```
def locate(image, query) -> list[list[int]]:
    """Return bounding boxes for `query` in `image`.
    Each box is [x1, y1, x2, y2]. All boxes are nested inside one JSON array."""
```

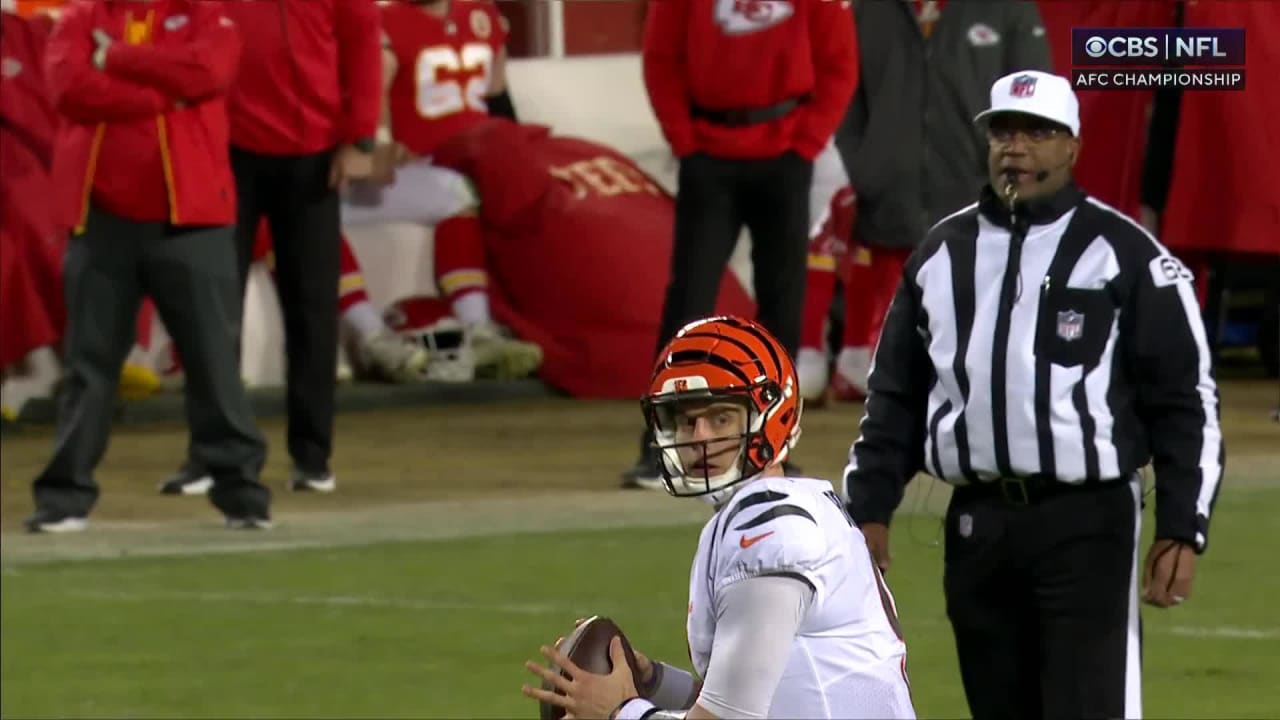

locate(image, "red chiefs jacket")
[[642, 0, 859, 161], [45, 0, 241, 230], [1161, 0, 1280, 256], [222, 0, 381, 155]]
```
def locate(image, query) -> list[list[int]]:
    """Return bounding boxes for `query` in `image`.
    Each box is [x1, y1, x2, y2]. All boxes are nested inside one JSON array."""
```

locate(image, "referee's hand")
[[1141, 538, 1197, 608], [861, 522, 892, 574]]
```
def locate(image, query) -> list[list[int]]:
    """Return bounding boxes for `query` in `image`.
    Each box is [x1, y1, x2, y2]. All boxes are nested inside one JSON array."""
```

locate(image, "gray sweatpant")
[[32, 206, 270, 521]]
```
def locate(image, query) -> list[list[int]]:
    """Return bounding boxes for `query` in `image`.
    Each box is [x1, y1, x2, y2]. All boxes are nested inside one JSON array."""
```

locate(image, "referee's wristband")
[[611, 697, 660, 720]]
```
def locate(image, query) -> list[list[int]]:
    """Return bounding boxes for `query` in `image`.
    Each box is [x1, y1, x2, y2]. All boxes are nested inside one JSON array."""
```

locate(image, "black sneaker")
[[289, 467, 336, 493], [158, 464, 213, 496], [24, 509, 88, 534]]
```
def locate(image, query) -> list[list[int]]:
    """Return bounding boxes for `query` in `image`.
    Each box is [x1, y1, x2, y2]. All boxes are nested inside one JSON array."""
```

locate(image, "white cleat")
[[467, 322, 543, 380]]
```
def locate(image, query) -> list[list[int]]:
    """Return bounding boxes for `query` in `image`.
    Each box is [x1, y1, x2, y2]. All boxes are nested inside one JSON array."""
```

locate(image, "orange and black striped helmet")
[[642, 315, 802, 498]]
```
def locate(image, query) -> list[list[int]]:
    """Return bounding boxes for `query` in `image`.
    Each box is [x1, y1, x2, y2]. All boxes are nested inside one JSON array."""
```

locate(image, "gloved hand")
[[91, 29, 112, 70]]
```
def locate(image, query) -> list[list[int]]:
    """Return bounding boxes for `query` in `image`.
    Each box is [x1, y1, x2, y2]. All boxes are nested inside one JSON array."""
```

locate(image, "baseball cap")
[[973, 71, 1080, 136]]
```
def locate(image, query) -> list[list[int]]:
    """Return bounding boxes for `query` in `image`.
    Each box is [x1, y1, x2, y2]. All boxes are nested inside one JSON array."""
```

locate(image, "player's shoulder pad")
[[716, 479, 827, 581]]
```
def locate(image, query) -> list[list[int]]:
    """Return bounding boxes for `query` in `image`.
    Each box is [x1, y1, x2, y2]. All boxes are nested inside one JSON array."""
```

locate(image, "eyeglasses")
[[987, 127, 1067, 144]]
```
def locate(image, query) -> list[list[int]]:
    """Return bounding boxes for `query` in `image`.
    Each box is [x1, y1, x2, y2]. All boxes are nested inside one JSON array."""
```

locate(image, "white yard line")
[[65, 588, 1280, 642]]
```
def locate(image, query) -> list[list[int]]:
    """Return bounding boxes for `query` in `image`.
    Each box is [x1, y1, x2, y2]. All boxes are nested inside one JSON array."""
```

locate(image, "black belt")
[[690, 95, 809, 127], [952, 475, 1120, 506]]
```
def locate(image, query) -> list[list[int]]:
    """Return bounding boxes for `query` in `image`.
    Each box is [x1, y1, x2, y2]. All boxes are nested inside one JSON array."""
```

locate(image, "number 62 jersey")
[[687, 475, 916, 718], [380, 0, 509, 158]]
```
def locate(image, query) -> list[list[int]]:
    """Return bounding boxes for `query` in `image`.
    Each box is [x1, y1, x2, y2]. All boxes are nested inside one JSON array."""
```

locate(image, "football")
[[539, 616, 644, 720]]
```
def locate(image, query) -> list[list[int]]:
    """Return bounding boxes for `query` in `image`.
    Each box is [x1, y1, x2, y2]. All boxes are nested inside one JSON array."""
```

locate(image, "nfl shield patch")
[[1057, 310, 1085, 341], [1010, 74, 1038, 98]]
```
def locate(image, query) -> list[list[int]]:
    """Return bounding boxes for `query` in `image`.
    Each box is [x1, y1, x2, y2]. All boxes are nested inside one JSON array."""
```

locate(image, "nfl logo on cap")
[[1010, 74, 1038, 98]]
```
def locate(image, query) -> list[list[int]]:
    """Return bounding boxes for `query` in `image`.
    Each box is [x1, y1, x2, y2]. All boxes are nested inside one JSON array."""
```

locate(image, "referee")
[[842, 71, 1225, 720]]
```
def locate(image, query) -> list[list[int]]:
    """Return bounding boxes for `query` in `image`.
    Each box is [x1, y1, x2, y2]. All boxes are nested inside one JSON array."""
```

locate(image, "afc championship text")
[[1071, 69, 1244, 89]]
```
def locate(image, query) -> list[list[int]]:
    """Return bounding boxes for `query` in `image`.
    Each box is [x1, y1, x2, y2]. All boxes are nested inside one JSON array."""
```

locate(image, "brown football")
[[539, 616, 644, 720]]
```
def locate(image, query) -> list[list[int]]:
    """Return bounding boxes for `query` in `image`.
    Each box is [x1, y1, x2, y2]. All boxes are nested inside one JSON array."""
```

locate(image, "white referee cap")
[[974, 70, 1080, 136]]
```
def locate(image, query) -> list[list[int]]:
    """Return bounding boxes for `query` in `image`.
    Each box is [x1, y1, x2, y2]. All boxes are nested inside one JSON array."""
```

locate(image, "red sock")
[[842, 244, 875, 349], [866, 247, 910, 350], [337, 233, 370, 313], [433, 214, 490, 323], [801, 186, 858, 350], [801, 230, 839, 350], [135, 300, 156, 351]]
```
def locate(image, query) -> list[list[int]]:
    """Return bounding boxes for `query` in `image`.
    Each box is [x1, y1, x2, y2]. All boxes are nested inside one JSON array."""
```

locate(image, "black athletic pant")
[[33, 207, 270, 520], [944, 479, 1140, 720], [229, 146, 341, 475], [654, 150, 813, 359]]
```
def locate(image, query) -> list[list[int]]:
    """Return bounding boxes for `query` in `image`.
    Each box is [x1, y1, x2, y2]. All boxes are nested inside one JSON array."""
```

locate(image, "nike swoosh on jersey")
[[739, 531, 775, 549]]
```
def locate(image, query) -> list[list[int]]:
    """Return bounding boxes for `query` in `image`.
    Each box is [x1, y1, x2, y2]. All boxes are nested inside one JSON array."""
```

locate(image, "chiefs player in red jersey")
[[340, 0, 541, 380]]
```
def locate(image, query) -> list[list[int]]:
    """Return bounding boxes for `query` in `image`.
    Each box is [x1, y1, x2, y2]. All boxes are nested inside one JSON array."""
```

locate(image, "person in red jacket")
[[24, 0, 271, 533], [168, 0, 381, 497], [0, 5, 62, 392], [624, 0, 859, 487]]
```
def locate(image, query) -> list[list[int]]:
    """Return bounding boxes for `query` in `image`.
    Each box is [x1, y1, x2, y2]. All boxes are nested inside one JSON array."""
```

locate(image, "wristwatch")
[[353, 136, 376, 153]]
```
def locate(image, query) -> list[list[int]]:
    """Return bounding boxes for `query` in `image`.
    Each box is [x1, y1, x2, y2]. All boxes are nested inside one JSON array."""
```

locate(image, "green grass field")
[[3, 485, 1277, 719]]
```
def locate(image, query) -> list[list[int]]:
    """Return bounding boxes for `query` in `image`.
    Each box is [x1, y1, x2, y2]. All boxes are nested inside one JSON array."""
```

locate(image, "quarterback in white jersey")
[[523, 316, 915, 720]]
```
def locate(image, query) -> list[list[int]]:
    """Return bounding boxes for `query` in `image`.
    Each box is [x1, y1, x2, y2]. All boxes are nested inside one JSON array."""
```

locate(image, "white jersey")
[[687, 475, 915, 719]]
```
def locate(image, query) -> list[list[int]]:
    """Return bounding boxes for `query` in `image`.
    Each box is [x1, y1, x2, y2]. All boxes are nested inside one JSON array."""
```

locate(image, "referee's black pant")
[[944, 477, 1141, 720], [229, 146, 341, 475], [653, 150, 812, 359]]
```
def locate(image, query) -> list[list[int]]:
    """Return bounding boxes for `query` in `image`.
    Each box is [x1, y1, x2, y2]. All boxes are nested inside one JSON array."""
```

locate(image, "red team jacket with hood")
[[643, 0, 859, 160], [222, 0, 381, 155], [44, 0, 241, 230]]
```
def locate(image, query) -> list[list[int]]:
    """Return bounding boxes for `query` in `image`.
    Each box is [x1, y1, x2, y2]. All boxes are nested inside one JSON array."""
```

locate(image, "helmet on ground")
[[383, 296, 475, 382], [641, 315, 802, 500]]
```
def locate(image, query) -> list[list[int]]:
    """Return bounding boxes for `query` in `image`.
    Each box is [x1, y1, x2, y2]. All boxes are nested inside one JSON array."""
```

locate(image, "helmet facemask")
[[643, 379, 795, 502]]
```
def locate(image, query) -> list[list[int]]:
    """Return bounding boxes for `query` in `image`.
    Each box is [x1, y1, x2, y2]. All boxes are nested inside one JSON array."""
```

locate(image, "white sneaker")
[[360, 331, 429, 383], [796, 348, 830, 402], [467, 323, 543, 380]]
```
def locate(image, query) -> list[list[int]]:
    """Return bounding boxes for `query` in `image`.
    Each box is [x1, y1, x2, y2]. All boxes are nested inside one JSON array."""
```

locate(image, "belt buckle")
[[999, 477, 1031, 505]]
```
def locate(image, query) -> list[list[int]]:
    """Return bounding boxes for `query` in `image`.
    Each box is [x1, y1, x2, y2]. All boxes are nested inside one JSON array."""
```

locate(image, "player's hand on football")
[[1142, 538, 1197, 608], [572, 617, 655, 687], [523, 636, 639, 720]]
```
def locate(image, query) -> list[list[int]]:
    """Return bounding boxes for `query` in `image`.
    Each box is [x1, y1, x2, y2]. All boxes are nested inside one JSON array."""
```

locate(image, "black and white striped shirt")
[[842, 182, 1224, 552]]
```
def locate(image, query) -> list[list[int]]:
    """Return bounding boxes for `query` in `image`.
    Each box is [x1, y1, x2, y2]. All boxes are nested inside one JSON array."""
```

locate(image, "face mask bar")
[[642, 390, 766, 498]]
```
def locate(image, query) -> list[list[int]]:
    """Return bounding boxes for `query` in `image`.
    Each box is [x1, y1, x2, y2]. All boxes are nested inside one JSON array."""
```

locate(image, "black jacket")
[[835, 0, 1052, 250]]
